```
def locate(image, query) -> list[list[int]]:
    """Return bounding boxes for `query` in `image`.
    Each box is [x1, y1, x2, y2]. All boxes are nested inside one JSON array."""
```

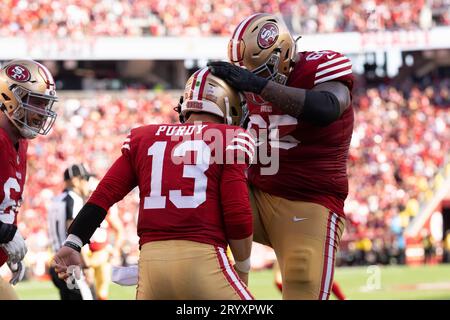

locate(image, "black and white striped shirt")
[[47, 189, 84, 252]]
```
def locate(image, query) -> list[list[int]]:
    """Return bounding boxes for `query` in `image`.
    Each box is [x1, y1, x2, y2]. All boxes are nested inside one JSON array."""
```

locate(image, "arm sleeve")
[[220, 162, 253, 240]]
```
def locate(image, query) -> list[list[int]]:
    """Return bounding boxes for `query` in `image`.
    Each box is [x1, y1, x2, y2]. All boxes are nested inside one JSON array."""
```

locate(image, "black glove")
[[207, 61, 268, 94]]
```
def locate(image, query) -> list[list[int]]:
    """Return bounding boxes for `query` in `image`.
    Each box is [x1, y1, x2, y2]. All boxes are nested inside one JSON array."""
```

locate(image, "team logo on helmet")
[[5, 64, 31, 82], [257, 22, 279, 49]]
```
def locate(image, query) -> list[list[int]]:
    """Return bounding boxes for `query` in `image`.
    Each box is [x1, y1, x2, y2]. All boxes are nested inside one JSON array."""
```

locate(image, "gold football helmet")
[[228, 13, 297, 85], [179, 67, 246, 126], [0, 59, 57, 139]]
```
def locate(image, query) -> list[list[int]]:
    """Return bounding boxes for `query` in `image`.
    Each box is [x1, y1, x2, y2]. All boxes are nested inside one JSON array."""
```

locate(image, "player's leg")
[[96, 262, 111, 300], [0, 277, 18, 300], [273, 260, 283, 292], [249, 185, 273, 247], [259, 192, 345, 299], [331, 282, 346, 300], [93, 248, 111, 300], [135, 243, 154, 300]]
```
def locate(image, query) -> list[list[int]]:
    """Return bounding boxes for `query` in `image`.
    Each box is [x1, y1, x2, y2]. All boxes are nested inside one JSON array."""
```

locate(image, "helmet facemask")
[[5, 84, 57, 139], [250, 49, 288, 85]]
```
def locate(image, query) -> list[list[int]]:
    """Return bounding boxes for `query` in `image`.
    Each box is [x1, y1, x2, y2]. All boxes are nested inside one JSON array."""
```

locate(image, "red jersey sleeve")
[[220, 127, 254, 240], [220, 161, 253, 240], [291, 50, 354, 91], [87, 131, 138, 211], [308, 50, 353, 89]]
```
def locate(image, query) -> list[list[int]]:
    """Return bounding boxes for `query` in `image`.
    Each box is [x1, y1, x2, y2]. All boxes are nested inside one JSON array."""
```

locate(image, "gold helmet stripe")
[[230, 13, 262, 66]]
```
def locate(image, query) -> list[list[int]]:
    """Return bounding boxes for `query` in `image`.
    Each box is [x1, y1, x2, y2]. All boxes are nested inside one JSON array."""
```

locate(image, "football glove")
[[207, 61, 268, 94], [1, 229, 27, 264], [8, 260, 25, 285]]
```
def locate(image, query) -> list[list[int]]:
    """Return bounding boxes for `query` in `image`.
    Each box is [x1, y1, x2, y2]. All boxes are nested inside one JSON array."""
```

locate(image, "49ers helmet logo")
[[6, 64, 31, 82], [257, 22, 279, 49]]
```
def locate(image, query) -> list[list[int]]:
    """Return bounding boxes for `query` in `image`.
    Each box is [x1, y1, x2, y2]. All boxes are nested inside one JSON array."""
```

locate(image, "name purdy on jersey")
[[149, 123, 256, 166]]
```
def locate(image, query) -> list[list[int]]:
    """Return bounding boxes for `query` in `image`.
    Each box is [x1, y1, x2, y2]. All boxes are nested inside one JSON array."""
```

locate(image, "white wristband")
[[65, 234, 83, 248], [234, 257, 251, 273]]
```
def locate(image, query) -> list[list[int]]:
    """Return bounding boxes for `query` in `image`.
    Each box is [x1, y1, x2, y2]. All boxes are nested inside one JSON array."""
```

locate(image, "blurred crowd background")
[[0, 0, 449, 281], [0, 0, 449, 37]]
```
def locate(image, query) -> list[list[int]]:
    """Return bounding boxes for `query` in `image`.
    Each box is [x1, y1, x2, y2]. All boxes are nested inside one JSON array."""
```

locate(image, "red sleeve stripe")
[[316, 61, 352, 78], [231, 138, 255, 154], [237, 132, 256, 145], [314, 69, 352, 85], [317, 56, 348, 69]]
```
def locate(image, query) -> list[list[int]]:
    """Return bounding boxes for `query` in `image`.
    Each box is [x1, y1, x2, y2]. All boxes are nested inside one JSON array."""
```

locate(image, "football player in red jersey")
[[208, 13, 354, 300], [0, 60, 58, 299], [52, 68, 256, 300]]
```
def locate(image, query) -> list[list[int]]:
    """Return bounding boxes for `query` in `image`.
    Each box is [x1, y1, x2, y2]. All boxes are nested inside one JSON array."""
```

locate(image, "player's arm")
[[220, 162, 253, 286], [221, 131, 255, 285], [208, 61, 351, 126], [259, 80, 351, 125]]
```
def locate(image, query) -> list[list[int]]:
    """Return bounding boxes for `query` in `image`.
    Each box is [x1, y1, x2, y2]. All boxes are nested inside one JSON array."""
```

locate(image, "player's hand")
[[8, 260, 25, 285], [235, 269, 249, 287], [52, 246, 83, 281], [1, 229, 27, 264], [207, 61, 268, 94]]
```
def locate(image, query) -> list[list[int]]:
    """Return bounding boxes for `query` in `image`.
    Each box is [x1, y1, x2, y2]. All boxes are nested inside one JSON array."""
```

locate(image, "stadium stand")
[[0, 0, 448, 38]]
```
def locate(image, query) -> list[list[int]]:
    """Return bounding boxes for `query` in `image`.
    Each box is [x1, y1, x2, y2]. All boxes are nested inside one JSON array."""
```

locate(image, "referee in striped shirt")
[[47, 164, 93, 300]]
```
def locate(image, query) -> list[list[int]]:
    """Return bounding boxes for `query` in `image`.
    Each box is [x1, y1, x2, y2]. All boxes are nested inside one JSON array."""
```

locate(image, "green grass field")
[[13, 264, 450, 300]]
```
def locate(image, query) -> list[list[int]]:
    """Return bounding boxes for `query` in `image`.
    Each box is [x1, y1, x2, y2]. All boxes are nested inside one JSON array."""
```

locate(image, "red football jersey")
[[247, 50, 354, 216], [0, 128, 28, 267], [88, 122, 254, 249]]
